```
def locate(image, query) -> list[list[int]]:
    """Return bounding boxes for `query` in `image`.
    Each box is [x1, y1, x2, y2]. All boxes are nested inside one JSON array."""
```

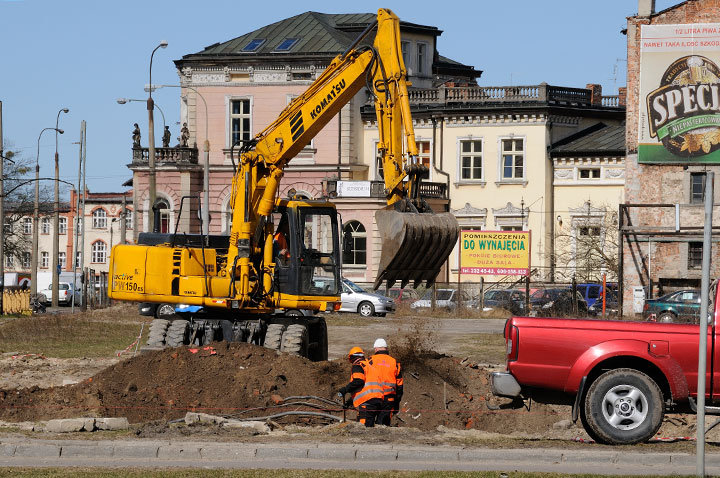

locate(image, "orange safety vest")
[[353, 358, 384, 408], [353, 353, 402, 407], [274, 232, 289, 258], [348, 358, 368, 405]]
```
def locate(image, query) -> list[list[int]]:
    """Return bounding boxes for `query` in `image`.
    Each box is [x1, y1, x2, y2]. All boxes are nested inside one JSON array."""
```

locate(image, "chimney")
[[586, 84, 603, 106], [618, 87, 627, 107], [638, 0, 655, 17]]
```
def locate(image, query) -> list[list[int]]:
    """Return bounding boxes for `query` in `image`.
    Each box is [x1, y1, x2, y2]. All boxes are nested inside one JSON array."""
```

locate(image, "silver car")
[[340, 278, 394, 317], [410, 288, 474, 310]]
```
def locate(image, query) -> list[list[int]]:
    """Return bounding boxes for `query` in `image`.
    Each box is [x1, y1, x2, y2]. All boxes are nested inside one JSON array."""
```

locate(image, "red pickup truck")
[[491, 284, 717, 445]]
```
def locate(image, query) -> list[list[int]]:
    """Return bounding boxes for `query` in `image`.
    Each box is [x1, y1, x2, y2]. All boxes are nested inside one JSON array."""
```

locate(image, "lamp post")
[[32, 127, 63, 297], [153, 84, 209, 235], [52, 108, 69, 307], [147, 40, 168, 234], [116, 98, 166, 130]]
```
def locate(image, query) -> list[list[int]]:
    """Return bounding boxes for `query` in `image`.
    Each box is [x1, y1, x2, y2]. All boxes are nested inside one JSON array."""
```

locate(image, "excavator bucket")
[[373, 208, 459, 290]]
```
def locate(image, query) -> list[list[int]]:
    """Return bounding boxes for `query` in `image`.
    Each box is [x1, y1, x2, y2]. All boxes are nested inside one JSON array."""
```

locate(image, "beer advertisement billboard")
[[639, 24, 720, 163], [459, 230, 530, 276]]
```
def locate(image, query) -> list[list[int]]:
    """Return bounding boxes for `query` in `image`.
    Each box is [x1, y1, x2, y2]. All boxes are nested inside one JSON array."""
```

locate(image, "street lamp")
[[32, 127, 63, 297], [147, 40, 168, 233], [116, 98, 166, 130], [152, 84, 209, 235], [52, 107, 69, 307]]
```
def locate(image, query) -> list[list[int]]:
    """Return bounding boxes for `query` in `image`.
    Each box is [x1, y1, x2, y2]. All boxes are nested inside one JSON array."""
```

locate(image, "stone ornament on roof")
[[451, 202, 487, 217], [492, 202, 527, 217], [569, 201, 606, 217]]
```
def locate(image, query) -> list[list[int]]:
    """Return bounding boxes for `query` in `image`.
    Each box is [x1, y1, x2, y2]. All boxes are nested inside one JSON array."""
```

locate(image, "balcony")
[[132, 146, 198, 165], [325, 180, 448, 200]]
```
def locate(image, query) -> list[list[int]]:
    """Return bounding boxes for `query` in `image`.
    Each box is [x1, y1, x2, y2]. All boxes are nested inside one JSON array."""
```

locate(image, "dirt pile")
[[0, 343, 568, 433]]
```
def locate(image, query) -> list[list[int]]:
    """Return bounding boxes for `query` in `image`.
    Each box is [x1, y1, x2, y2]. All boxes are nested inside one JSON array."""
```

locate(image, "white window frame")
[[58, 217, 67, 234], [124, 208, 133, 230], [456, 137, 484, 185], [92, 208, 108, 229], [497, 136, 527, 185], [75, 251, 82, 269], [401, 41, 411, 72], [578, 167, 601, 180], [342, 220, 367, 267], [22, 252, 30, 269], [226, 96, 253, 150], [40, 251, 49, 268], [5, 254, 13, 269], [58, 251, 66, 269], [41, 217, 50, 234], [416, 41, 429, 76], [22, 217, 31, 235], [569, 204, 607, 277], [91, 240, 107, 264]]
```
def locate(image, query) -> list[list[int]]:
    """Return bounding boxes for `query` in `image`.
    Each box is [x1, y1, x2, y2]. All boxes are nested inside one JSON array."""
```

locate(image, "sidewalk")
[[0, 437, 717, 475]]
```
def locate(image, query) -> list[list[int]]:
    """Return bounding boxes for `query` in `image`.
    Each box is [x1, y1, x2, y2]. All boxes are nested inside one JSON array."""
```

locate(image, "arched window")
[[155, 199, 170, 233], [92, 209, 107, 229], [342, 220, 366, 266], [91, 240, 107, 263]]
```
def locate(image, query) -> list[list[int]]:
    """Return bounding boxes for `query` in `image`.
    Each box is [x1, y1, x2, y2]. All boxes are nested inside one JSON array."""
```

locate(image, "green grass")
[[0, 470, 693, 478], [454, 333, 507, 364], [0, 305, 148, 358], [324, 313, 383, 327]]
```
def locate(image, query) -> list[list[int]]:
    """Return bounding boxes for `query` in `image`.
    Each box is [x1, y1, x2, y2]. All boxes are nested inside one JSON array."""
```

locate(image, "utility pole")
[[52, 108, 69, 307], [80, 123, 87, 311], [0, 100, 4, 315], [120, 194, 127, 245], [72, 121, 84, 313]]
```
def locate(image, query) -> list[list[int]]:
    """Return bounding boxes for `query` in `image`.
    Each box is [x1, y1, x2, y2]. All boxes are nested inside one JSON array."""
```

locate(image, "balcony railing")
[[397, 84, 623, 108], [132, 146, 199, 165], [326, 180, 448, 200]]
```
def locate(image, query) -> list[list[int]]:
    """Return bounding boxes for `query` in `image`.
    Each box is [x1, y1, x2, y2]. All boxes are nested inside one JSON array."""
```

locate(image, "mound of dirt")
[[0, 342, 564, 434]]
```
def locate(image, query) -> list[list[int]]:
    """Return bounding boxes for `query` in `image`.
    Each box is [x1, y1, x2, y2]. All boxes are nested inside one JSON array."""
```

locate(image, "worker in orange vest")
[[370, 338, 403, 426], [273, 217, 290, 266], [337, 347, 371, 423]]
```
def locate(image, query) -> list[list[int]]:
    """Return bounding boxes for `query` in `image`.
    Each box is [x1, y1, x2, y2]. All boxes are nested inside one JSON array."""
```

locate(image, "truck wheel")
[[583, 368, 663, 445], [308, 318, 328, 362], [165, 320, 189, 347], [281, 324, 309, 358], [263, 323, 286, 351], [156, 303, 176, 318], [146, 319, 170, 347], [358, 301, 375, 317], [658, 312, 676, 323]]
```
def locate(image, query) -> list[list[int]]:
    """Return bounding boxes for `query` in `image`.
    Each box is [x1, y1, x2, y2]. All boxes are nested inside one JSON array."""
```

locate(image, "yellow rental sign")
[[459, 230, 531, 276]]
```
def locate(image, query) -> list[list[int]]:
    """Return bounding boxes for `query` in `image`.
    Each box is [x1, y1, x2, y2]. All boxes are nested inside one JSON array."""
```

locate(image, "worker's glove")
[[337, 387, 347, 396], [343, 397, 353, 409]]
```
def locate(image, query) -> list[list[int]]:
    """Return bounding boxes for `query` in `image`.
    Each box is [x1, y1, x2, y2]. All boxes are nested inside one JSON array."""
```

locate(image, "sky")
[[0, 0, 680, 195]]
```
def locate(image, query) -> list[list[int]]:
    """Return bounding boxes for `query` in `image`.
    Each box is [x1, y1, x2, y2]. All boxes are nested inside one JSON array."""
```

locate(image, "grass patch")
[[453, 333, 507, 364], [393, 303, 512, 320], [0, 304, 148, 358], [0, 469, 691, 477], [324, 313, 383, 327]]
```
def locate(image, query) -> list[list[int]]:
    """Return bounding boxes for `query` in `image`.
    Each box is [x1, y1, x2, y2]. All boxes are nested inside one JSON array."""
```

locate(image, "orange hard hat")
[[348, 346, 364, 359]]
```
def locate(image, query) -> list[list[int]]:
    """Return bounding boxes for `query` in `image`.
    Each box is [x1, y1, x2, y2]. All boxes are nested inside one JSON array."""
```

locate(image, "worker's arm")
[[395, 363, 404, 403], [339, 362, 366, 395]]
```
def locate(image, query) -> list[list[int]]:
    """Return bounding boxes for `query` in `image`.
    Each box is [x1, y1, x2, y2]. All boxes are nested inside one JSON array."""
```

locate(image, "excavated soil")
[[0, 342, 564, 434]]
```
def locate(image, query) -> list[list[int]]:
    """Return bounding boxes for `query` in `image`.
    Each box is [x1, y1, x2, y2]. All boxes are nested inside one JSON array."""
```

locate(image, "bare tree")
[[553, 201, 619, 283]]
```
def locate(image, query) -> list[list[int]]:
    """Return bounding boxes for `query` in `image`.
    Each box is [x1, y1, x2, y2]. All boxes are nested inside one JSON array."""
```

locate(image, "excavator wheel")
[[165, 320, 189, 347], [263, 323, 286, 351], [281, 324, 309, 357], [146, 319, 170, 347], [374, 207, 459, 290]]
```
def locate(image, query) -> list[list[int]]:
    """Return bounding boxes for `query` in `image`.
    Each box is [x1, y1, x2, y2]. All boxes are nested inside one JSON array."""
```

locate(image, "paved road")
[[0, 437, 714, 475], [327, 317, 506, 360]]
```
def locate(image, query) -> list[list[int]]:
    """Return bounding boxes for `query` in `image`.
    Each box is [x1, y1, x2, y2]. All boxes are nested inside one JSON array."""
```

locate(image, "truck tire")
[[281, 324, 309, 358], [146, 319, 170, 347], [583, 368, 664, 445], [658, 312, 676, 323], [264, 323, 286, 351], [308, 318, 328, 362], [156, 303, 176, 318], [165, 320, 189, 347]]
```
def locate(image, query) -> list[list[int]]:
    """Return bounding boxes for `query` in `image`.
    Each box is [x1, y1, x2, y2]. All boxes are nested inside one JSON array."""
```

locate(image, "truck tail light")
[[507, 324, 519, 361]]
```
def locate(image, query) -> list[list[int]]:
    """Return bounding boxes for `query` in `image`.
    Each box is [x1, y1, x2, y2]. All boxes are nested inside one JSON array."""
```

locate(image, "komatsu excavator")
[[108, 9, 459, 360]]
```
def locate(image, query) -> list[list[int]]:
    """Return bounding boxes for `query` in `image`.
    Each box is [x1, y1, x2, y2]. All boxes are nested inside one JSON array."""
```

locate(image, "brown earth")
[[0, 342, 564, 435]]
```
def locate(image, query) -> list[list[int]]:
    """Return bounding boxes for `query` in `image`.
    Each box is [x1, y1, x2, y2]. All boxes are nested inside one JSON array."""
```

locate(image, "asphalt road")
[[0, 438, 715, 475]]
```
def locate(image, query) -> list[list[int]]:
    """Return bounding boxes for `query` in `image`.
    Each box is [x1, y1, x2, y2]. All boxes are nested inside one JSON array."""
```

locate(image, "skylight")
[[242, 39, 265, 52], [275, 38, 299, 52]]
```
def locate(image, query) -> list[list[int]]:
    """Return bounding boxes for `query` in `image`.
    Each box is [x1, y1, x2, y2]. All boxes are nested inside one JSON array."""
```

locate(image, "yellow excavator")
[[109, 9, 459, 360]]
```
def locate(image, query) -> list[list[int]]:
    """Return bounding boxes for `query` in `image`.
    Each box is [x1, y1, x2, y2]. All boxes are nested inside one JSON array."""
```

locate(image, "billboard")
[[639, 24, 720, 163], [459, 230, 530, 276]]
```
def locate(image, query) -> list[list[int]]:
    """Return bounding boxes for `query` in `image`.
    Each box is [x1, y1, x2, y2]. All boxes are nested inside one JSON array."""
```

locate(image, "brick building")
[[622, 0, 720, 314]]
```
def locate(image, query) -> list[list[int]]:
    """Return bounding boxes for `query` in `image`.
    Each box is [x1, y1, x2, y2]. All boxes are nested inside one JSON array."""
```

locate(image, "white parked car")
[[40, 282, 80, 306]]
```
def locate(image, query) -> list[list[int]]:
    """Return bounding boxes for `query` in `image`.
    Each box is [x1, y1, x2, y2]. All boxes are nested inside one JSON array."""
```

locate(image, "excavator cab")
[[273, 200, 341, 298]]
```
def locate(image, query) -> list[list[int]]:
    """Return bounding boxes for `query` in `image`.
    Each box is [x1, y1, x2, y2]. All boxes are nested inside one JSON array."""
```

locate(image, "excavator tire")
[[146, 319, 170, 347], [165, 320, 189, 347], [374, 208, 459, 290], [263, 323, 286, 351], [308, 318, 328, 362], [281, 324, 309, 357]]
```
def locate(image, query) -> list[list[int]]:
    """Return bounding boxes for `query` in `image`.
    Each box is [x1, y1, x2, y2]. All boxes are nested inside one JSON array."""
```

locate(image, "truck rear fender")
[[564, 339, 688, 403]]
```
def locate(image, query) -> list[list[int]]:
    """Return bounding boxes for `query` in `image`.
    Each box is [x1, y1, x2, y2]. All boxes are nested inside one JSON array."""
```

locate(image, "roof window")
[[242, 39, 265, 52], [275, 38, 299, 52]]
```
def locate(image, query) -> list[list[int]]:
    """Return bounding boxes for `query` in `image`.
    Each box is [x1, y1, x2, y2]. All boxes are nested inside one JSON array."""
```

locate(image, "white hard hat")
[[373, 338, 387, 349]]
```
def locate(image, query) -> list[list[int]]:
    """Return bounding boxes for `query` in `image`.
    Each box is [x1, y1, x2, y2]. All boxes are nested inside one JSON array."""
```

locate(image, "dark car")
[[644, 289, 700, 323], [482, 289, 526, 315], [138, 302, 177, 318], [587, 290, 619, 317], [530, 288, 588, 317]]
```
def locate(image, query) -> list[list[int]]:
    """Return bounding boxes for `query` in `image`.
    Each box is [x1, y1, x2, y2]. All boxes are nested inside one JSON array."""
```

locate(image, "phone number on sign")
[[460, 267, 528, 275]]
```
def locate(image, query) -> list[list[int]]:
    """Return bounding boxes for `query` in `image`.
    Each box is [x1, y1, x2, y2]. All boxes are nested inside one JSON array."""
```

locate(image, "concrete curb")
[[0, 438, 716, 474]]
